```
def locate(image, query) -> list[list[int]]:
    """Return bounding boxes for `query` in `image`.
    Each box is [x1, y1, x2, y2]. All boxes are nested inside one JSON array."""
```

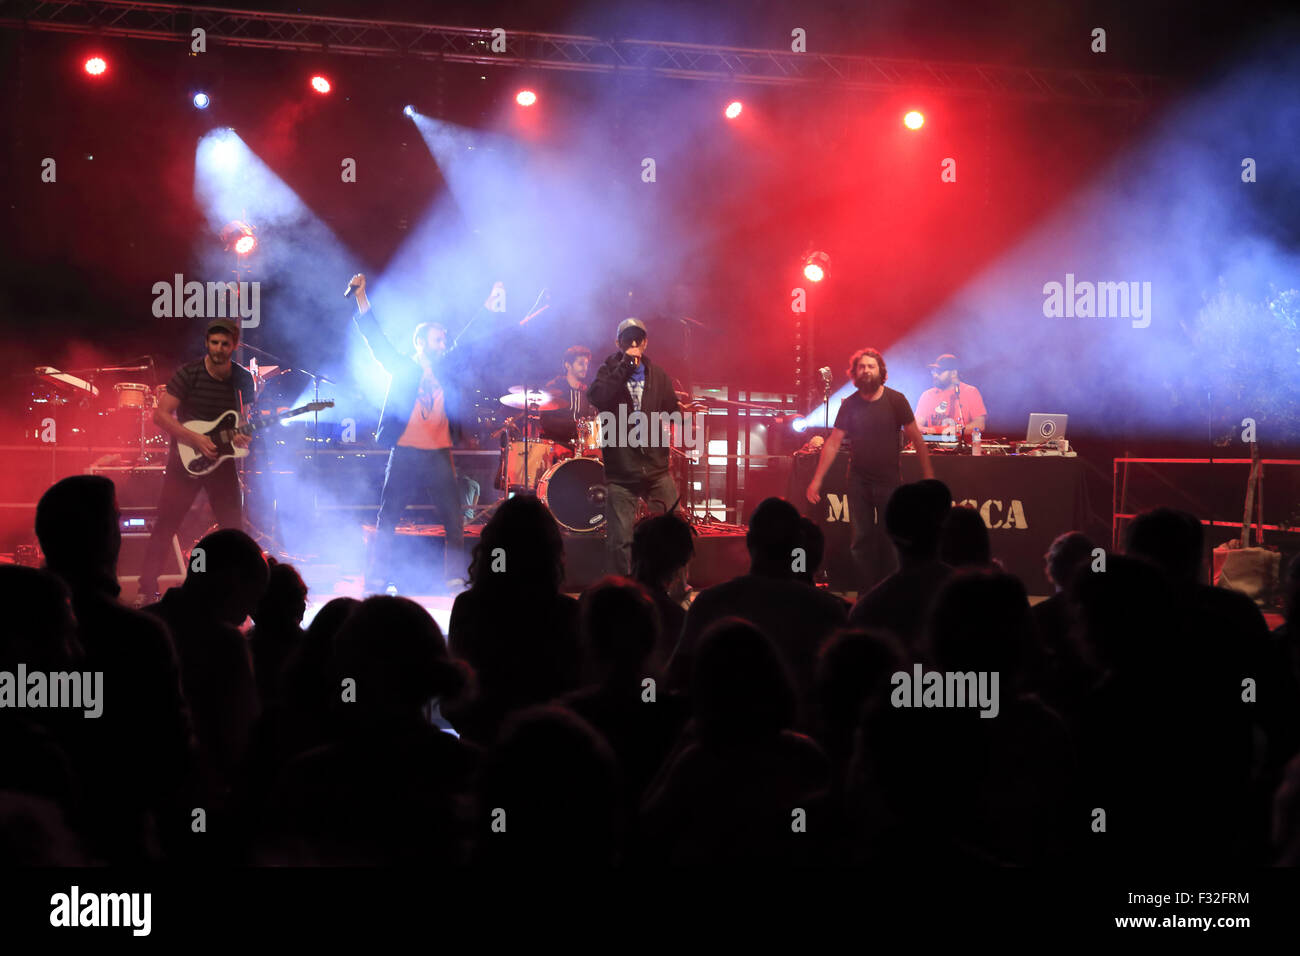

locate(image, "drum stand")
[[469, 400, 545, 527]]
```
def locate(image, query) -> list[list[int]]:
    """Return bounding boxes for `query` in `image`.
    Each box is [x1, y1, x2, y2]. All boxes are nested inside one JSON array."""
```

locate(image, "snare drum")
[[114, 382, 151, 409], [537, 457, 606, 532], [574, 416, 603, 457]]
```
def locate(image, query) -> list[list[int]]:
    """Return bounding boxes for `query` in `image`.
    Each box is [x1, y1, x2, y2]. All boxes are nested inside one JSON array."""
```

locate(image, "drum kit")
[[27, 362, 170, 457], [490, 386, 607, 532]]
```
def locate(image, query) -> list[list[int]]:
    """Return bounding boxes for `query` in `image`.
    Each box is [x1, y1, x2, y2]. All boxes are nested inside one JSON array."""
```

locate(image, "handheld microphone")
[[344, 279, 360, 299]]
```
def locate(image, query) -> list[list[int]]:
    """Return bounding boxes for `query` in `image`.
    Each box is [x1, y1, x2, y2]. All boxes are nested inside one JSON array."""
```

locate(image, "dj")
[[914, 353, 987, 438]]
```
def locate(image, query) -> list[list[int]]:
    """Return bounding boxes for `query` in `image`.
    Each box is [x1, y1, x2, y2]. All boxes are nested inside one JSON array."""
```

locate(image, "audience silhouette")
[[8, 473, 1299, 869]]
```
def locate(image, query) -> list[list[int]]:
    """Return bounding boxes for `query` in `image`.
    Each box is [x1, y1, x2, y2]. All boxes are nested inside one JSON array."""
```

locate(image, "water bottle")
[[972, 428, 982, 456]]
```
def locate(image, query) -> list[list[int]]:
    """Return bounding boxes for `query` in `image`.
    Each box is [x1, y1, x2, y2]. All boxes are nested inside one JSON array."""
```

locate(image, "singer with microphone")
[[346, 272, 467, 595], [588, 318, 681, 575], [915, 353, 986, 438]]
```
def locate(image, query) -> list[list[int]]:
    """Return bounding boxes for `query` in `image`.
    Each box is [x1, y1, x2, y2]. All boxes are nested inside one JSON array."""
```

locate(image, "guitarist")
[[137, 318, 256, 603]]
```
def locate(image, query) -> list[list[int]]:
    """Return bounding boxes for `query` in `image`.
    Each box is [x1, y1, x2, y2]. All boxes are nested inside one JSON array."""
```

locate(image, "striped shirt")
[[166, 358, 256, 431]]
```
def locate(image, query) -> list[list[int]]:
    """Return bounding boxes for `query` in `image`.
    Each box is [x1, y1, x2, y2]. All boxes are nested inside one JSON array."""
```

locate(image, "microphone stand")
[[821, 377, 832, 434], [953, 379, 965, 451], [291, 365, 335, 527]]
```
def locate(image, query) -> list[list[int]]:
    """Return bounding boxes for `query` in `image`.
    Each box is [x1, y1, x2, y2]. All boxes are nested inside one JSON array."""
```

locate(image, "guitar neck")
[[242, 403, 324, 434]]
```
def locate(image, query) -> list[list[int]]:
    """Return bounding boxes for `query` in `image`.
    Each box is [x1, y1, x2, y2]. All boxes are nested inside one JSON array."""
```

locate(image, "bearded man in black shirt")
[[806, 347, 933, 594]]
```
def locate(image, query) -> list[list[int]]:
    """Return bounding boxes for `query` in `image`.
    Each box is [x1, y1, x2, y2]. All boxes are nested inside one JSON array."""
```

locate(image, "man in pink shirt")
[[914, 353, 987, 439]]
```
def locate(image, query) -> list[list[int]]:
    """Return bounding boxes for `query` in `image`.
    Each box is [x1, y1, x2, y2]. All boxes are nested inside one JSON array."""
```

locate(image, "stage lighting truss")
[[14, 3, 1168, 105]]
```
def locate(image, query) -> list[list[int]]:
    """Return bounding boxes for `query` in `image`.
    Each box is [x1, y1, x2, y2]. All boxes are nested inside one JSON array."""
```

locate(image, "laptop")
[[1026, 413, 1068, 443]]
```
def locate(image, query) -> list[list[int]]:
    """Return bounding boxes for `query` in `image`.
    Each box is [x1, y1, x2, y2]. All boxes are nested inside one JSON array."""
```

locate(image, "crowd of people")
[[2, 472, 1300, 866]]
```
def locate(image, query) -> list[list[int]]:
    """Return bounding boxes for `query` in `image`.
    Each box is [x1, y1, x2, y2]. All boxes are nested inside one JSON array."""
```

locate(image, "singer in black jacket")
[[587, 318, 681, 575], [348, 273, 467, 593]]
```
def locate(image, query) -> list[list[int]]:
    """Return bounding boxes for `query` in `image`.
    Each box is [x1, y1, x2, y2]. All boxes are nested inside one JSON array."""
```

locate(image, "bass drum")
[[537, 457, 607, 533]]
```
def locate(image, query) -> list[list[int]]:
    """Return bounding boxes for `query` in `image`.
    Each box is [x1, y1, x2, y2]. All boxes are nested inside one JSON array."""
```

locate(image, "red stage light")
[[234, 235, 257, 256], [724, 100, 743, 119], [516, 90, 537, 107], [84, 56, 107, 76], [802, 250, 830, 283], [311, 75, 331, 94], [903, 110, 925, 130]]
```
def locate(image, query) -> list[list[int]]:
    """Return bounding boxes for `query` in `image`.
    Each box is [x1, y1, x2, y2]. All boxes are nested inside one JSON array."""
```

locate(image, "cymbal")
[[500, 389, 564, 411]]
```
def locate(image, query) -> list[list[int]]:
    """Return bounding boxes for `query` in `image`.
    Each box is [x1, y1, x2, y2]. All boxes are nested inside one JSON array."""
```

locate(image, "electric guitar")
[[177, 401, 334, 477]]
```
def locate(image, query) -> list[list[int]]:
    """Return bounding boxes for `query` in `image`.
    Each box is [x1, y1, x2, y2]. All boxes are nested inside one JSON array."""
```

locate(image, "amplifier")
[[86, 464, 166, 509]]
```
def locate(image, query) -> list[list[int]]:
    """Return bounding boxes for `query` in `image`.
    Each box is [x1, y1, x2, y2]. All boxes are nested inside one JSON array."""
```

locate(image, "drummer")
[[540, 345, 596, 445]]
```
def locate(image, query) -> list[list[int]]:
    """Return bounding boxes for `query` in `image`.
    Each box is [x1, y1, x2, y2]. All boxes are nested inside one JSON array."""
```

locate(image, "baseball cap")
[[206, 318, 240, 339], [927, 353, 958, 371], [616, 317, 647, 341]]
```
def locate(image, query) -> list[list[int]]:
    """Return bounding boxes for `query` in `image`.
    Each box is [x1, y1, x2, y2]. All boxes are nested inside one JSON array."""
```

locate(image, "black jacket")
[[587, 351, 678, 483], [352, 309, 466, 448]]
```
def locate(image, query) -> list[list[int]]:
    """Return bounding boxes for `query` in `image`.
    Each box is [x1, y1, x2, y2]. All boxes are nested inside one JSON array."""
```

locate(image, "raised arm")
[[348, 273, 407, 378]]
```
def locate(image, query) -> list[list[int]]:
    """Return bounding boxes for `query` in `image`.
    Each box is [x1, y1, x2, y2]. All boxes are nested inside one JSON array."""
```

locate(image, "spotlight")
[[515, 89, 537, 107], [403, 105, 416, 118], [724, 100, 743, 119], [221, 220, 258, 256], [802, 251, 830, 283], [193, 92, 210, 110], [903, 110, 925, 130], [210, 133, 240, 170], [792, 418, 808, 433], [310, 75, 331, 94], [83, 56, 107, 77]]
